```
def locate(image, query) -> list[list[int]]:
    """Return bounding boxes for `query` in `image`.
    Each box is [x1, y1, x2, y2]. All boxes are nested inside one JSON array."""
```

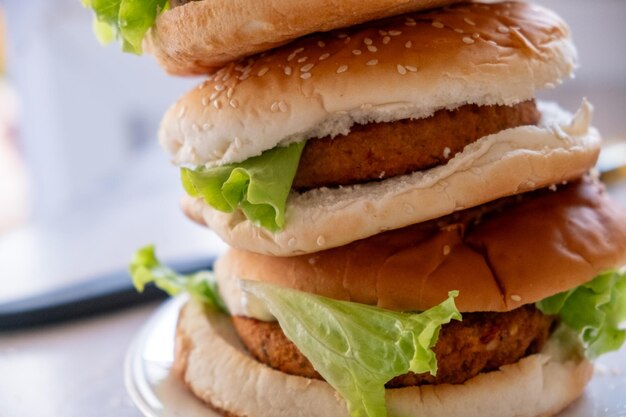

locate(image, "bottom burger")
[[132, 176, 626, 417]]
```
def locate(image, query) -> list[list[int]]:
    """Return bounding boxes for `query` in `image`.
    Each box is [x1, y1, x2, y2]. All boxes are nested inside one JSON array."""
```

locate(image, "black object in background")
[[0, 257, 214, 331]]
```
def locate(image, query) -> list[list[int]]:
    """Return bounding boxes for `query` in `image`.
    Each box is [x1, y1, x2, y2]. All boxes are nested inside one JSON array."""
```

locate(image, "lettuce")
[[536, 269, 626, 359], [129, 245, 227, 313], [181, 142, 305, 232], [243, 280, 461, 417], [82, 0, 169, 54]]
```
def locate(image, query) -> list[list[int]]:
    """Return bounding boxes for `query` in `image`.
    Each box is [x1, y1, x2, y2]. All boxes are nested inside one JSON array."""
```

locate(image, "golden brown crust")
[[148, 0, 461, 75], [232, 305, 554, 386], [215, 176, 626, 313], [294, 101, 540, 190]]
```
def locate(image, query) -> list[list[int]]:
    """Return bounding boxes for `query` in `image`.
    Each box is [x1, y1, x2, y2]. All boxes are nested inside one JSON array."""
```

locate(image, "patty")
[[232, 305, 554, 387], [293, 100, 540, 190]]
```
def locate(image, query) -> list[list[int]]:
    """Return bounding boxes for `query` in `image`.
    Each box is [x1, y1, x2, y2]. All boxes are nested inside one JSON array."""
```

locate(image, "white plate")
[[125, 297, 626, 417]]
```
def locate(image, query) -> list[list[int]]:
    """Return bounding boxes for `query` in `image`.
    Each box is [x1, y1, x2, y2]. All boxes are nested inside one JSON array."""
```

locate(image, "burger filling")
[[181, 100, 540, 231], [233, 304, 554, 386], [294, 100, 540, 190]]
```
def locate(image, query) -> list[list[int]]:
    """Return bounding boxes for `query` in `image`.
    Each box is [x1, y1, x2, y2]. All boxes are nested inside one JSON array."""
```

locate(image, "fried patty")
[[293, 101, 540, 190], [232, 305, 554, 387]]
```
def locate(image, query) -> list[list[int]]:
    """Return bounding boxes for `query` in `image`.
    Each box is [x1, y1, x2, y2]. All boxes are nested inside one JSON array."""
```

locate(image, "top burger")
[[156, 2, 599, 256]]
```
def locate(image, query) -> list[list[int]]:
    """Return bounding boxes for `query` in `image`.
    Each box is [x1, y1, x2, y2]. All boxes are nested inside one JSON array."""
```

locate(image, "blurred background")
[[0, 0, 624, 303]]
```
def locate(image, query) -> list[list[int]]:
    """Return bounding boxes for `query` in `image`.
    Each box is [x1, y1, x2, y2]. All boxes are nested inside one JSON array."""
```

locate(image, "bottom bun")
[[174, 299, 593, 417]]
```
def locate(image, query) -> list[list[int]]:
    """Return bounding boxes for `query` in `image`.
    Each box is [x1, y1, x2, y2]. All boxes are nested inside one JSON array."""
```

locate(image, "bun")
[[174, 299, 593, 417], [182, 102, 600, 256], [159, 1, 576, 167], [148, 0, 463, 75], [213, 176, 626, 314]]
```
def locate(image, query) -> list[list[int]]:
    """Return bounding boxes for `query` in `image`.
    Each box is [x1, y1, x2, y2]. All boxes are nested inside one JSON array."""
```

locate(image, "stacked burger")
[[87, 0, 626, 416]]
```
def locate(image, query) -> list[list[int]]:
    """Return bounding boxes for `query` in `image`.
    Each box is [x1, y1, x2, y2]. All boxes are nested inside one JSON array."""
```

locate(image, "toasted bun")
[[214, 176, 626, 314], [182, 102, 601, 256], [175, 299, 593, 417], [148, 0, 463, 75], [159, 2, 576, 167]]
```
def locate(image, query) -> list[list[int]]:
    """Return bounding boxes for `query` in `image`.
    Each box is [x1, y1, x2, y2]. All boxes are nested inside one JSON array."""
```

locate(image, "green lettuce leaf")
[[181, 142, 305, 232], [536, 269, 626, 359], [243, 280, 461, 417], [129, 245, 227, 313], [82, 0, 169, 54]]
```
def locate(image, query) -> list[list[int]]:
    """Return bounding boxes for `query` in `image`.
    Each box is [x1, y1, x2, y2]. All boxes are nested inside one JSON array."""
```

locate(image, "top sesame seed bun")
[[159, 1, 577, 168], [146, 0, 462, 75]]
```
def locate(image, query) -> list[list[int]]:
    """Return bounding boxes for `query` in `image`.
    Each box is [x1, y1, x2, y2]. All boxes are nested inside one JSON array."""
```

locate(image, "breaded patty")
[[293, 101, 540, 190], [232, 305, 554, 387]]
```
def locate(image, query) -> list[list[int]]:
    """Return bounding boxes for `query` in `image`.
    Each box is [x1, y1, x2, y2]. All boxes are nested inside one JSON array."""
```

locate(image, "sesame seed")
[[257, 67, 269, 76], [214, 84, 225, 91], [367, 45, 378, 52], [378, 29, 388, 36], [463, 37, 475, 44], [443, 245, 451, 255], [229, 99, 239, 109], [301, 63, 314, 72], [498, 26, 510, 33], [319, 53, 330, 61], [366, 59, 378, 66], [352, 49, 362, 55], [549, 184, 558, 192], [222, 73, 231, 82], [397, 64, 407, 75], [405, 17, 416, 26], [510, 294, 522, 302], [337, 65, 348, 74], [226, 88, 233, 98], [464, 17, 476, 26], [278, 101, 288, 112], [297, 56, 308, 63], [405, 65, 417, 72], [284, 66, 292, 75], [318, 41, 326, 47], [316, 235, 326, 246], [294, 47, 304, 54], [405, 41, 412, 48], [202, 123, 210, 131], [383, 36, 391, 44], [213, 100, 221, 109], [238, 73, 250, 81], [487, 40, 498, 46], [270, 102, 279, 112], [287, 52, 297, 61], [472, 32, 480, 39], [288, 237, 297, 247], [202, 97, 210, 106], [454, 28, 464, 33], [364, 38, 373, 45], [234, 136, 242, 148], [443, 147, 451, 158], [338, 33, 348, 38], [389, 30, 402, 36], [300, 72, 312, 80], [432, 21, 445, 29]]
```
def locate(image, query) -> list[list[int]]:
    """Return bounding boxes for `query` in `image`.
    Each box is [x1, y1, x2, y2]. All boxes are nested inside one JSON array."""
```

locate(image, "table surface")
[[1, 178, 625, 417]]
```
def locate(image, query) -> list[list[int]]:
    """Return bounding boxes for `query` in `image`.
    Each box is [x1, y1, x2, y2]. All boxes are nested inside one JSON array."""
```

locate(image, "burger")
[[83, 1, 626, 417]]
